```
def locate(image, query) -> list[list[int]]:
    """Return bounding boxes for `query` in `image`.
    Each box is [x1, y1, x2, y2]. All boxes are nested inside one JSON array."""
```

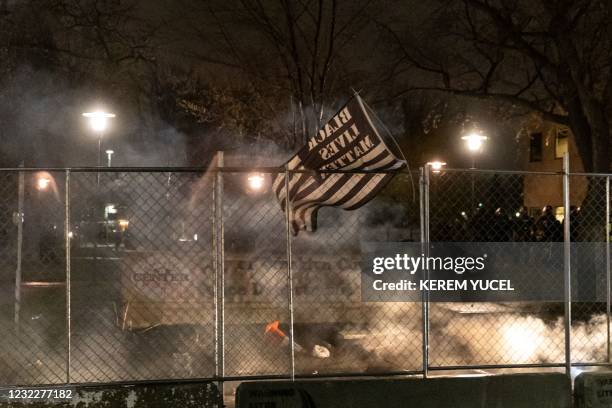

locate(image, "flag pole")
[[284, 165, 296, 380], [358, 95, 415, 204]]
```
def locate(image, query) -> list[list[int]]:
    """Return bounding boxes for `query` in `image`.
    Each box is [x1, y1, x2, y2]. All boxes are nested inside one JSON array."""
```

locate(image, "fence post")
[[213, 152, 225, 388], [606, 176, 611, 363], [562, 152, 571, 378], [14, 166, 24, 328], [65, 170, 71, 383], [419, 167, 430, 378], [284, 166, 296, 380]]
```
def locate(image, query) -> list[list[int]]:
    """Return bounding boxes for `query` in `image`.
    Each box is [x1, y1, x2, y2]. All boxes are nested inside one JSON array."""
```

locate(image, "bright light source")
[[105, 204, 117, 215], [118, 219, 129, 231], [515, 212, 521, 218], [426, 161, 447, 173], [83, 111, 115, 133], [68, 231, 74, 239], [36, 176, 51, 191], [461, 132, 488, 152], [247, 173, 265, 191], [502, 320, 542, 361], [105, 149, 114, 167]]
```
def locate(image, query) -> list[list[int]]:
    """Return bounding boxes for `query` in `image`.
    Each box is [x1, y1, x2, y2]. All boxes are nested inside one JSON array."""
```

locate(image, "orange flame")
[[265, 320, 287, 339]]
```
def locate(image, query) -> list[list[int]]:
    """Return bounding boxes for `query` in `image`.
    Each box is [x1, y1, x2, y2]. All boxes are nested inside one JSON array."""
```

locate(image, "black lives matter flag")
[[274, 95, 406, 234]]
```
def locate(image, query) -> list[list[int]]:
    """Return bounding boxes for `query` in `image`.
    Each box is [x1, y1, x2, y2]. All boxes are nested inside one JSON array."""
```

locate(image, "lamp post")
[[426, 161, 446, 212], [105, 150, 114, 167], [461, 131, 487, 213], [82, 111, 115, 185]]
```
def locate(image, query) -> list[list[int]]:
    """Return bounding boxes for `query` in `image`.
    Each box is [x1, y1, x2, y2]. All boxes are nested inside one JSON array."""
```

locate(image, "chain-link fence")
[[0, 163, 610, 386]]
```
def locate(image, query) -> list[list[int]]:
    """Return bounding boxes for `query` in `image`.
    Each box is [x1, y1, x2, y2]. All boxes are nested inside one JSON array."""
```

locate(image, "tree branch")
[[392, 86, 569, 125]]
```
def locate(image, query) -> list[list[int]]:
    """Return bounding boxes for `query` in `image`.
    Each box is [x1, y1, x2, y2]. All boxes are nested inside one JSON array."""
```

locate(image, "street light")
[[83, 110, 115, 185], [247, 173, 265, 192], [36, 175, 51, 191], [461, 132, 488, 168], [105, 150, 114, 167], [82, 111, 115, 133], [426, 161, 447, 174], [462, 132, 487, 152], [461, 131, 488, 212]]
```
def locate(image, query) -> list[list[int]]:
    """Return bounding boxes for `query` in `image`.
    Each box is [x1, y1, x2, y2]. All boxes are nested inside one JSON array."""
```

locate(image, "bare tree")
[[380, 0, 611, 173], [0, 0, 169, 165], [172, 0, 385, 147]]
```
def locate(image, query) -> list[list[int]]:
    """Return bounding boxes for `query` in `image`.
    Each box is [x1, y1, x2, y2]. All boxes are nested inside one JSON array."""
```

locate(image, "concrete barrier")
[[0, 381, 221, 408], [236, 374, 570, 408], [574, 371, 612, 408]]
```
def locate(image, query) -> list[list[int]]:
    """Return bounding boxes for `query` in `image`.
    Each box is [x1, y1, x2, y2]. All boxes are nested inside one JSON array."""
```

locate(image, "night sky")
[[0, 0, 609, 172]]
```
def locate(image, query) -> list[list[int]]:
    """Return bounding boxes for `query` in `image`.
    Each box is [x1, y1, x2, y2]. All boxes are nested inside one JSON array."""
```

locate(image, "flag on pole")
[[274, 95, 406, 234]]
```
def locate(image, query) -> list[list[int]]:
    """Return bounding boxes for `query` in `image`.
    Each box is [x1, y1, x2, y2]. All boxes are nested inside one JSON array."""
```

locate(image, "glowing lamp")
[[426, 161, 447, 174], [461, 133, 488, 152], [36, 176, 51, 191], [247, 173, 265, 191], [82, 111, 115, 132]]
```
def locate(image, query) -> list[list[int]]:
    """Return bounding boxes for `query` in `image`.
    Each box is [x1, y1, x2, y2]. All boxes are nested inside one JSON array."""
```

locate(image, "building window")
[[529, 133, 543, 162], [555, 128, 570, 158]]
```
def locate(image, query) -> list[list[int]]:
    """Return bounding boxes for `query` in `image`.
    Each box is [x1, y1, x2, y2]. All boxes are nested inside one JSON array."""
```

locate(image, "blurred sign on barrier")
[[120, 251, 213, 328]]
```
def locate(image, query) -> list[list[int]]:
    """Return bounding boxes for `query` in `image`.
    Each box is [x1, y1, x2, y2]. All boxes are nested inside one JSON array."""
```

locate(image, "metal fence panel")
[[569, 175, 610, 364], [69, 171, 215, 382], [221, 171, 290, 377], [0, 167, 610, 385], [0, 171, 67, 385], [427, 170, 566, 367], [291, 171, 423, 375]]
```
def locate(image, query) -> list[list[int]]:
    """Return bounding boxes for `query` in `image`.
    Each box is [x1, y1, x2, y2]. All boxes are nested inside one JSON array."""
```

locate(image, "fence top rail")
[[439, 167, 562, 176], [569, 171, 612, 177], [0, 166, 409, 174], [0, 166, 606, 176]]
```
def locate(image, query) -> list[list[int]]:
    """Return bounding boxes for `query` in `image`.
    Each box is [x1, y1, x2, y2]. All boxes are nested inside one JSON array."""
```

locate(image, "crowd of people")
[[433, 205, 581, 242]]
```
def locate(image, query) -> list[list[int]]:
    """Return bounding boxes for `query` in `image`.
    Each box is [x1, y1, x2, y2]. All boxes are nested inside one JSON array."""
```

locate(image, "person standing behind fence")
[[513, 206, 534, 241], [534, 205, 562, 242], [564, 206, 581, 242], [491, 207, 512, 241]]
